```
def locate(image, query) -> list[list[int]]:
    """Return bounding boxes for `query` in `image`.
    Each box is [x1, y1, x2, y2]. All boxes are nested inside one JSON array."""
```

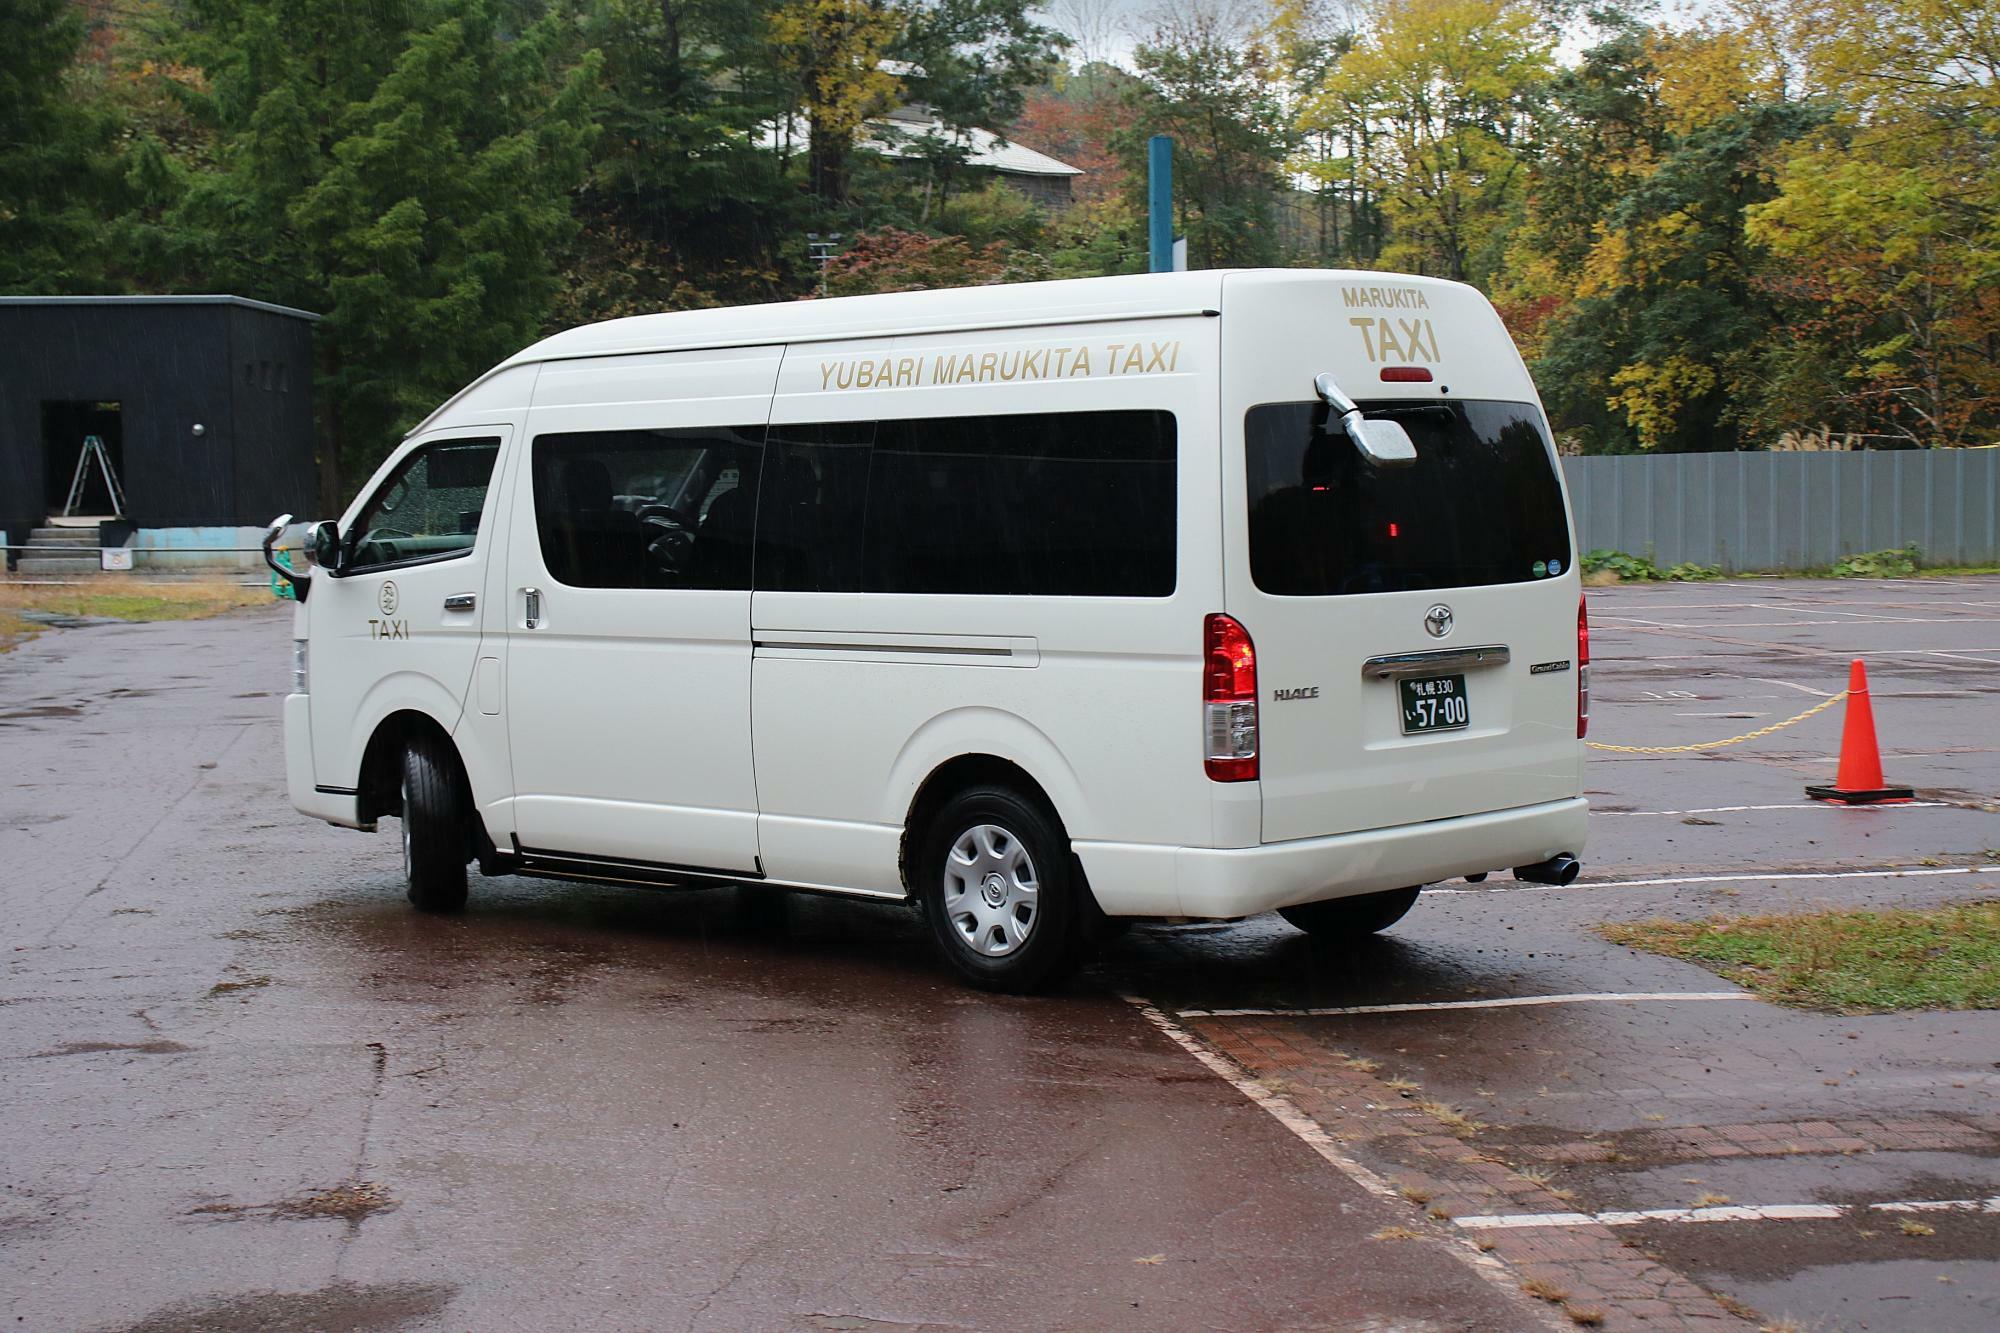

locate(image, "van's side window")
[[531, 427, 765, 589], [347, 438, 501, 573], [756, 410, 1176, 597], [755, 422, 875, 593]]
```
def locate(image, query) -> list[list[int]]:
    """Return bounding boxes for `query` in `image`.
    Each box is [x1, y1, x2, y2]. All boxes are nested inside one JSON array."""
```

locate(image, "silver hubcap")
[[943, 824, 1038, 957], [400, 771, 413, 880]]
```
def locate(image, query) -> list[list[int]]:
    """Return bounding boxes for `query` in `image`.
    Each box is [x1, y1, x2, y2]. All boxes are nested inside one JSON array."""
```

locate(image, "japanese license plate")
[[1399, 673, 1469, 734]]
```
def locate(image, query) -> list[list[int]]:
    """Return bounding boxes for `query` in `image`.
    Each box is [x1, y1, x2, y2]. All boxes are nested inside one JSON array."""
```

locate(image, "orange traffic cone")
[[1806, 659, 1914, 804]]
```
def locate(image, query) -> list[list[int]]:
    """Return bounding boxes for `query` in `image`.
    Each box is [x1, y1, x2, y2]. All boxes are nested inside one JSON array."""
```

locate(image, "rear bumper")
[[1076, 796, 1588, 919], [285, 693, 366, 829]]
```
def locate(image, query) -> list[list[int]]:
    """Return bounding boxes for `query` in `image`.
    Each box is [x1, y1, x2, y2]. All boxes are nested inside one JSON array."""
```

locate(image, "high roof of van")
[[500, 269, 1476, 369], [410, 269, 1486, 439]]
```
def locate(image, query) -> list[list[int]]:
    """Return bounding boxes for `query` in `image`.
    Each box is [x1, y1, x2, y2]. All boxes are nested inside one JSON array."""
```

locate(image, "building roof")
[[864, 114, 1083, 178], [757, 112, 1083, 179], [0, 294, 322, 322]]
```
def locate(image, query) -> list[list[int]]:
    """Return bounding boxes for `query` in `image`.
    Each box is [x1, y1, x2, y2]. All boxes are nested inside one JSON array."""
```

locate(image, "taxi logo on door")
[[371, 580, 409, 640]]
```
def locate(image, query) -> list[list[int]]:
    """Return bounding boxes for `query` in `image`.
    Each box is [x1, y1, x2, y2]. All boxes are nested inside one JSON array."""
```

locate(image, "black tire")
[[1278, 886, 1422, 938], [914, 785, 1091, 993], [401, 733, 469, 913]]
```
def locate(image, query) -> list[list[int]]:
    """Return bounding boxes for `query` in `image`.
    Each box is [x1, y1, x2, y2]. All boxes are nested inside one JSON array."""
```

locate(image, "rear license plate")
[[1399, 674, 1469, 734]]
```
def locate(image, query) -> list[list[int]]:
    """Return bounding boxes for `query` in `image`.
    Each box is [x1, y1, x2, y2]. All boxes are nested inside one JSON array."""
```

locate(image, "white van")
[[272, 270, 1588, 991]]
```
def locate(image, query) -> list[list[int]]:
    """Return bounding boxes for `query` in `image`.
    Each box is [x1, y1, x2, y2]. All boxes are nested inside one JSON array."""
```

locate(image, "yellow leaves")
[[1609, 356, 1719, 448], [767, 0, 901, 139], [1574, 225, 1630, 300], [1298, 0, 1551, 280], [1645, 26, 1781, 135]]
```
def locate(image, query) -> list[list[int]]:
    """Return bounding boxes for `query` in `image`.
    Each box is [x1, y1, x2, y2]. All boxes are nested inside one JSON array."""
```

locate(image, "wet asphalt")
[[2, 577, 1997, 1331]]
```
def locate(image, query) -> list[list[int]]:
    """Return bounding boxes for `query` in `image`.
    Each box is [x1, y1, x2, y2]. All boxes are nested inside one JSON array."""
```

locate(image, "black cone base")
[[1805, 783, 1915, 805]]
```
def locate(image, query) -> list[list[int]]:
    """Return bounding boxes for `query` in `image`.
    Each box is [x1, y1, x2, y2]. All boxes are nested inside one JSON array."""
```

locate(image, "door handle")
[[523, 587, 542, 629], [444, 593, 477, 612]]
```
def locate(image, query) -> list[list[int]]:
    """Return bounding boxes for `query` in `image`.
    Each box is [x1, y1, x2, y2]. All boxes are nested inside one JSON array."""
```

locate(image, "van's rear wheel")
[[917, 786, 1088, 993], [1279, 886, 1422, 938], [401, 734, 469, 913]]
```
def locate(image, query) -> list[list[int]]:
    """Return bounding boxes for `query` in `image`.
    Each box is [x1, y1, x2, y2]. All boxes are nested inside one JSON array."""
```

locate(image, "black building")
[[0, 295, 319, 545]]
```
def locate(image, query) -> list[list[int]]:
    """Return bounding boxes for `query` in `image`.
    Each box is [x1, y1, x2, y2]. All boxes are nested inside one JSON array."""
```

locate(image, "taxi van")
[[270, 270, 1589, 992]]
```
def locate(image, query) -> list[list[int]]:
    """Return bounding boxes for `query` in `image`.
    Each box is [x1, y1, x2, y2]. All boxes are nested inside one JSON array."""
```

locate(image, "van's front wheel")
[[401, 734, 469, 913], [917, 787, 1087, 993], [1279, 886, 1421, 938]]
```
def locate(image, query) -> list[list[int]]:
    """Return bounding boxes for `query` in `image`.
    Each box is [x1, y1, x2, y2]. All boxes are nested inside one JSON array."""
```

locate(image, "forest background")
[[4, 0, 1996, 505]]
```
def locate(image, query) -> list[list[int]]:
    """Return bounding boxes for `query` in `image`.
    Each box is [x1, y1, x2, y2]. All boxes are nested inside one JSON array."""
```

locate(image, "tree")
[[566, 0, 804, 321], [1740, 0, 2000, 445], [160, 0, 601, 503], [769, 0, 903, 205], [818, 225, 1008, 293], [0, 0, 126, 292], [1123, 4, 1292, 269], [1012, 62, 1140, 205], [1534, 99, 1826, 451], [1301, 0, 1551, 284]]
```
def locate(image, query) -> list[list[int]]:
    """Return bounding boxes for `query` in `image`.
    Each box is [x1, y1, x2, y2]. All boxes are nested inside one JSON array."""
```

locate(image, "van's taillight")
[[1577, 595, 1591, 738], [1380, 367, 1433, 382], [1204, 613, 1258, 781]]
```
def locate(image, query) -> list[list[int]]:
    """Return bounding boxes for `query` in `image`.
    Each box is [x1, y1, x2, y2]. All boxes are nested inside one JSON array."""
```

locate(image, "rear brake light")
[[1380, 367, 1433, 382], [1204, 613, 1258, 781], [1577, 595, 1590, 738]]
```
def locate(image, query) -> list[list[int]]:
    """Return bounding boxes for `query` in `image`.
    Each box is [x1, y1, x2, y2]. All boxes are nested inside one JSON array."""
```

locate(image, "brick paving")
[[1190, 1014, 1769, 1330], [1498, 1115, 2000, 1166]]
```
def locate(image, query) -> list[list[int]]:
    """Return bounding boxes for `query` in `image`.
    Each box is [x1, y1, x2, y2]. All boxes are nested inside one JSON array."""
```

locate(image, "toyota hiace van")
[[273, 270, 1588, 991]]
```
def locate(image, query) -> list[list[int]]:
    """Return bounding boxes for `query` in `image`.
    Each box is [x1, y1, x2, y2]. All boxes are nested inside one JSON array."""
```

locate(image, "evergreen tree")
[[1123, 8, 1292, 269], [0, 0, 126, 292], [164, 0, 601, 503]]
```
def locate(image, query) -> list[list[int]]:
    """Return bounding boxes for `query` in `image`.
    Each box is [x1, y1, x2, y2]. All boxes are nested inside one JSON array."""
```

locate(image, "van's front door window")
[[347, 439, 501, 573]]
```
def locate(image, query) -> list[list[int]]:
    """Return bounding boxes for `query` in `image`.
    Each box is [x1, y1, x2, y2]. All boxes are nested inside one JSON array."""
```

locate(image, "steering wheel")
[[643, 513, 695, 574]]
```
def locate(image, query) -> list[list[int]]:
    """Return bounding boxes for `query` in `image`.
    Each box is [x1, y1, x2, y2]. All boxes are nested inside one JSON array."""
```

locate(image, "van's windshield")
[[1245, 399, 1570, 596]]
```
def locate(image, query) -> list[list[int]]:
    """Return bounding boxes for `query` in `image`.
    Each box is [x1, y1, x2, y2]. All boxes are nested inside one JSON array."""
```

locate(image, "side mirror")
[[309, 520, 345, 575], [262, 513, 310, 602], [1314, 372, 1418, 468]]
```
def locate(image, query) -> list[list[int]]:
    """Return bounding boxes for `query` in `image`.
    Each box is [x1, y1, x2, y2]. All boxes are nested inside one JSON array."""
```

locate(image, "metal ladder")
[[61, 434, 127, 518]]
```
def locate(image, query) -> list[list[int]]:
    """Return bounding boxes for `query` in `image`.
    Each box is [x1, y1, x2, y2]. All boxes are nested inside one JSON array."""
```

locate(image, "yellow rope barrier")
[[1586, 691, 1849, 754]]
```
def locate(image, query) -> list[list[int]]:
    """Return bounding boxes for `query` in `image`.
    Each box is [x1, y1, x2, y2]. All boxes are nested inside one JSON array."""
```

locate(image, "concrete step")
[[27, 529, 101, 545], [13, 555, 104, 573]]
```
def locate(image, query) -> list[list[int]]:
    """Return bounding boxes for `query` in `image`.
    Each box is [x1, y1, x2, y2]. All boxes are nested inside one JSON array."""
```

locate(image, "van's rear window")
[[1245, 399, 1570, 596]]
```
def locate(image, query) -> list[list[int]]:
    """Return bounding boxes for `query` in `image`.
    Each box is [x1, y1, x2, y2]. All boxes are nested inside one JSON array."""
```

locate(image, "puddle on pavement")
[[32, 1039, 194, 1057], [111, 1279, 456, 1333], [0, 703, 86, 722]]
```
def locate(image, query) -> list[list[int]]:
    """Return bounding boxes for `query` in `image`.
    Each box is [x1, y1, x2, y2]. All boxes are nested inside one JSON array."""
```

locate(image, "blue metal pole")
[[1148, 135, 1173, 273]]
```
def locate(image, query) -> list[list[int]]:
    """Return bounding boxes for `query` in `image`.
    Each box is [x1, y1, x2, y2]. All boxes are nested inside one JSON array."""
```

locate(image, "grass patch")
[[0, 576, 271, 627], [0, 609, 37, 653], [1601, 900, 2000, 1012]]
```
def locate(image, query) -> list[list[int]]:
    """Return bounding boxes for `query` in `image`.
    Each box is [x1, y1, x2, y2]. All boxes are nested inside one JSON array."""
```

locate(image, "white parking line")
[[1596, 801, 1954, 816], [1175, 992, 1751, 1019], [1752, 677, 1836, 697], [1425, 864, 2000, 895], [1117, 995, 1537, 1304], [1455, 1196, 2000, 1231]]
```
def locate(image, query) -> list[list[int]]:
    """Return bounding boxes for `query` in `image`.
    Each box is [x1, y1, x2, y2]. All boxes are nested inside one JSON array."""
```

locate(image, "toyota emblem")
[[1423, 604, 1453, 638]]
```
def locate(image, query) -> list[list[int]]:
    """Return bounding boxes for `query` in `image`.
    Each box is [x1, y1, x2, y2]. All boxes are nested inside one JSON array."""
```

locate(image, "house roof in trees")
[[0, 294, 322, 322], [757, 112, 1083, 179], [863, 113, 1083, 178]]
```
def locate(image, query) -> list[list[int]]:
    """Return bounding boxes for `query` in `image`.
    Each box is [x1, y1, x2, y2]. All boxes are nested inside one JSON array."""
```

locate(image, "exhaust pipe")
[[1513, 853, 1581, 886]]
